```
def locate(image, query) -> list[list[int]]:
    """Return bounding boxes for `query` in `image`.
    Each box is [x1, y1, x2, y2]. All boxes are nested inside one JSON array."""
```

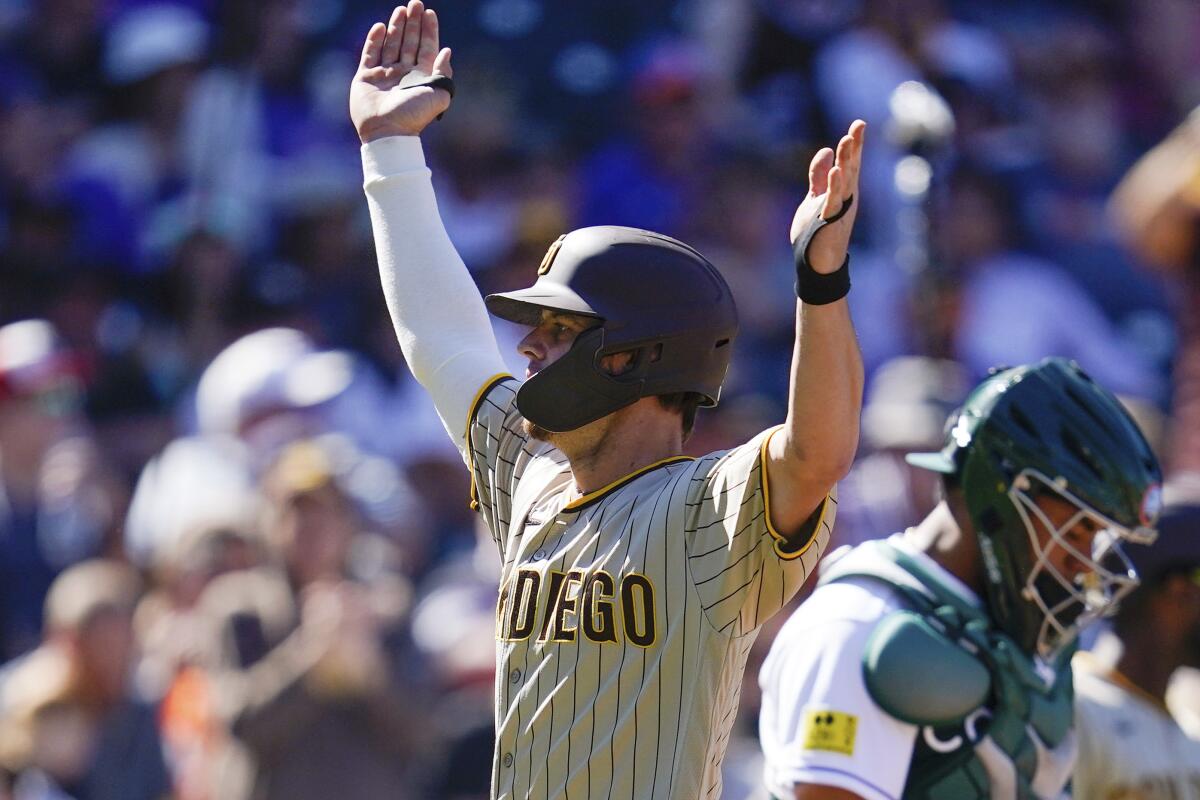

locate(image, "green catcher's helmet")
[[907, 358, 1163, 658]]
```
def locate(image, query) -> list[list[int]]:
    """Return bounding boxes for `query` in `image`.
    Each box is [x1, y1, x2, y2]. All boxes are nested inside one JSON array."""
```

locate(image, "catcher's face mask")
[[1011, 469, 1148, 657]]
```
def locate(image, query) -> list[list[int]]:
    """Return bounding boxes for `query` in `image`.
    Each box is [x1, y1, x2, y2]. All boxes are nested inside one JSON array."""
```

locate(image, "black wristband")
[[793, 195, 853, 305]]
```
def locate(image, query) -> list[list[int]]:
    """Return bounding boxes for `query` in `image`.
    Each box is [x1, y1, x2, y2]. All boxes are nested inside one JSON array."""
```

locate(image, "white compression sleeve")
[[362, 135, 510, 449]]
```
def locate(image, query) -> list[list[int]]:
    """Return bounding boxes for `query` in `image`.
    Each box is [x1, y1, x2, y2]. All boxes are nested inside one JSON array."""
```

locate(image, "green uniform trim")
[[817, 540, 1076, 800]]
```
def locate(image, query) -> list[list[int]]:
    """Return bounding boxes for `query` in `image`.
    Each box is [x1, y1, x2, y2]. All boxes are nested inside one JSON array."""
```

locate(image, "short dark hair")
[[657, 392, 705, 442]]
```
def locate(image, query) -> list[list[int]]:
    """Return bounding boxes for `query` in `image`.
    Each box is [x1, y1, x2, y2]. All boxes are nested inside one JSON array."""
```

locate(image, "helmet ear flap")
[[600, 343, 657, 379], [516, 328, 645, 432]]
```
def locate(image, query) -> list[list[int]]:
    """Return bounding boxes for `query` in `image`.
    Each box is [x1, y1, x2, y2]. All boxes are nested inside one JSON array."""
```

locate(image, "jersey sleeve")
[[683, 426, 836, 635], [758, 581, 918, 800], [464, 375, 540, 559]]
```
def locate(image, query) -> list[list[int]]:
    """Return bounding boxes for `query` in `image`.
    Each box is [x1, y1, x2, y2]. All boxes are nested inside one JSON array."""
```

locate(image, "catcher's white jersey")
[[466, 376, 834, 800], [1073, 653, 1200, 800]]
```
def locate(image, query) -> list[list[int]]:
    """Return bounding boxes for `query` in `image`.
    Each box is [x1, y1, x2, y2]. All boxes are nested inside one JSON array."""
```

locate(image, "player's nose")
[[518, 329, 545, 359]]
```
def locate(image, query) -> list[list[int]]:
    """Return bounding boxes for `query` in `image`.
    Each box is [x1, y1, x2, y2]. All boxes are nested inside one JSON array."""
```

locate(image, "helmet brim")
[[485, 285, 602, 326], [905, 450, 957, 474]]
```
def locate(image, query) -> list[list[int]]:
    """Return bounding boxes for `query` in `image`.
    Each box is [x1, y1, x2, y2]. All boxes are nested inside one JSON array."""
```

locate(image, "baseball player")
[[758, 358, 1163, 800], [349, 2, 864, 797], [1072, 499, 1200, 799]]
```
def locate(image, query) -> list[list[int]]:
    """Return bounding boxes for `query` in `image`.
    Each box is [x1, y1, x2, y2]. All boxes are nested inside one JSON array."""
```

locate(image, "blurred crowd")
[[1, 0, 1199, 798]]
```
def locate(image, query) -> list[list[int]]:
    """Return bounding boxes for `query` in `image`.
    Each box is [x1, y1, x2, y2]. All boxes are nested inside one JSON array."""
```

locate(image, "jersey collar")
[[562, 456, 694, 512]]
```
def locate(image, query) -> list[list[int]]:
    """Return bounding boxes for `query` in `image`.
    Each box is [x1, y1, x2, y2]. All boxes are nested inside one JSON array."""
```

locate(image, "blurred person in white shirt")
[[1073, 494, 1200, 799]]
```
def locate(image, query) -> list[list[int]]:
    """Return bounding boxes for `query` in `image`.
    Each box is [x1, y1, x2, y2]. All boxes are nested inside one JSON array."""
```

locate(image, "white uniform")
[[1073, 653, 1200, 800], [757, 535, 970, 800], [469, 376, 834, 800], [759, 535, 1080, 800]]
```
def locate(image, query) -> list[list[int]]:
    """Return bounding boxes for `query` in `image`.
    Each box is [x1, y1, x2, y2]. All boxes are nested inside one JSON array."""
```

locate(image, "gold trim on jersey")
[[465, 372, 515, 511], [760, 425, 832, 561], [561, 455, 695, 511]]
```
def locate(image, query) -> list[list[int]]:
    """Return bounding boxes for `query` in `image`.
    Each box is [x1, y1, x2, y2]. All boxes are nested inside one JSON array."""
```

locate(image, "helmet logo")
[[538, 235, 566, 276], [1140, 483, 1163, 527]]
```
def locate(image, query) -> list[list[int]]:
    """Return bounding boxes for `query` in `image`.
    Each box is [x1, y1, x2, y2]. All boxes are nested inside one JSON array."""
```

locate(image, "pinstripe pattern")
[[468, 378, 835, 799]]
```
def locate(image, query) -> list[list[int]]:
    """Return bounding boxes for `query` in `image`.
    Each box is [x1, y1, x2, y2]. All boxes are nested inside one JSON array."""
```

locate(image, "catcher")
[[758, 359, 1162, 799]]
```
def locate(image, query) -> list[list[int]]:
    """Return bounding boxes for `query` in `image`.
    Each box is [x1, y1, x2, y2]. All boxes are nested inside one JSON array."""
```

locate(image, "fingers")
[[380, 5, 406, 66], [849, 118, 867, 143], [360, 21, 386, 70], [808, 147, 834, 197], [837, 119, 866, 193], [416, 8, 440, 73], [822, 166, 843, 219], [400, 0, 425, 67], [834, 135, 854, 194], [432, 47, 453, 78]]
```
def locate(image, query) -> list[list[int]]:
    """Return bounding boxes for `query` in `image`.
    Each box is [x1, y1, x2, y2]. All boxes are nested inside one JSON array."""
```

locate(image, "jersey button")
[[503, 752, 514, 767], [509, 668, 522, 683]]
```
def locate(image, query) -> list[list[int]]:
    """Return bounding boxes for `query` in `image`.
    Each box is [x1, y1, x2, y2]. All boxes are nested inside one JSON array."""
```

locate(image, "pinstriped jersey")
[[1073, 653, 1200, 800], [466, 376, 836, 800]]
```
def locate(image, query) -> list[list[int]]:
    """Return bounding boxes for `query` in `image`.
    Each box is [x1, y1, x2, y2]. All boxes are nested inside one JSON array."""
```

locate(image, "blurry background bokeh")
[[1, 0, 1199, 798]]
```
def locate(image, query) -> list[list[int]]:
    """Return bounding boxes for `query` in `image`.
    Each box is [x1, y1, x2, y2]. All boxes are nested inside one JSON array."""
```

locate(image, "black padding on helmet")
[[485, 226, 739, 432]]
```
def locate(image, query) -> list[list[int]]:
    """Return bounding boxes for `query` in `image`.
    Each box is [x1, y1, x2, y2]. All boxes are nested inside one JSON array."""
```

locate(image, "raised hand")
[[790, 120, 866, 274], [350, 1, 454, 143]]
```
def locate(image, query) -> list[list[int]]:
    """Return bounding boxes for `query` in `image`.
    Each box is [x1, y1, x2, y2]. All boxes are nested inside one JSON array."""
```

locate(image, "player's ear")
[[599, 350, 638, 377]]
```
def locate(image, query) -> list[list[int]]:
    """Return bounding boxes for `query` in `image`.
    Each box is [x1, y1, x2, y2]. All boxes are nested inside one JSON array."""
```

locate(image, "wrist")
[[361, 134, 427, 181], [793, 195, 854, 304], [794, 254, 851, 305], [357, 120, 423, 144]]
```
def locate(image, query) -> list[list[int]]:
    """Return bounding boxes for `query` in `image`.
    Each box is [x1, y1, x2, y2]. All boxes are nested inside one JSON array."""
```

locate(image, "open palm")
[[350, 0, 453, 143], [790, 120, 866, 274]]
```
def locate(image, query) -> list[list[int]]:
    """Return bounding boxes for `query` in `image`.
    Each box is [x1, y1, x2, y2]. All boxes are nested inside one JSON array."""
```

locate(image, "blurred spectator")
[[0, 559, 171, 800], [1013, 13, 1172, 323], [409, 519, 499, 800], [812, 0, 1013, 251], [179, 0, 356, 258], [833, 356, 968, 548], [138, 522, 265, 681], [1111, 105, 1200, 480], [578, 40, 717, 240], [938, 166, 1163, 400], [0, 320, 112, 661], [425, 60, 527, 275], [135, 519, 266, 800], [193, 437, 424, 800], [0, 94, 92, 322], [690, 155, 798, 403], [0, 0, 107, 102], [64, 3, 210, 271], [1073, 495, 1200, 795], [125, 327, 354, 569]]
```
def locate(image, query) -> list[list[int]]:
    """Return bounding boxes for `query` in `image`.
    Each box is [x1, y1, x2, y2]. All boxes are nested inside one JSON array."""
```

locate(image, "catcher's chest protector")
[[818, 541, 1076, 800]]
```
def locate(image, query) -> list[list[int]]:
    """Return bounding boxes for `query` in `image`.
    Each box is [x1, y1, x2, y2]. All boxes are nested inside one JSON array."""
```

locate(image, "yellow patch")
[[802, 709, 857, 755], [537, 235, 566, 275]]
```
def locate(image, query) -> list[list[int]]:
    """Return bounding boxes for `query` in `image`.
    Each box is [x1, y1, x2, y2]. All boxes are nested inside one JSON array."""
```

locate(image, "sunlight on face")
[[517, 310, 596, 380]]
